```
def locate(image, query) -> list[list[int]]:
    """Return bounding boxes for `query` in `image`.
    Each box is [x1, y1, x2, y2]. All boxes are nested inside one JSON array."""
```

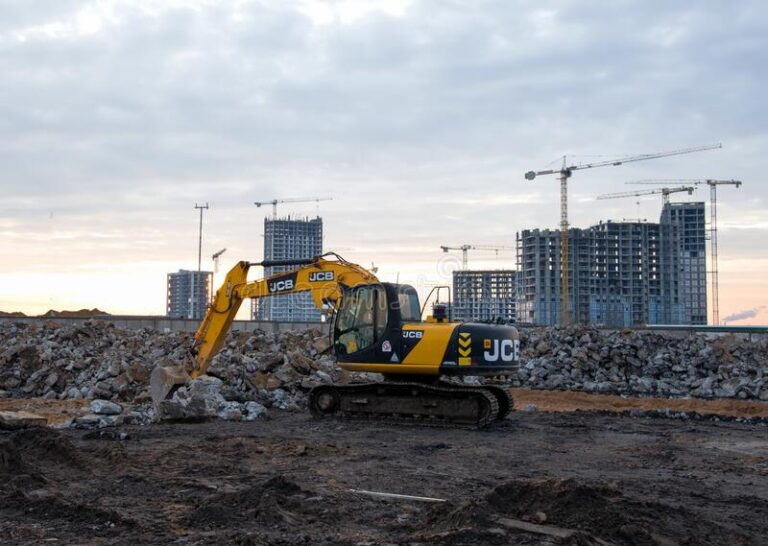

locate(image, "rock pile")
[[0, 320, 766, 428], [515, 326, 768, 400], [0, 320, 352, 425]]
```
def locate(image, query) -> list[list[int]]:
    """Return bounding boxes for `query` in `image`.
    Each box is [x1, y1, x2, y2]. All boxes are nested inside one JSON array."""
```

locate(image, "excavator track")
[[308, 382, 505, 428], [470, 383, 514, 420]]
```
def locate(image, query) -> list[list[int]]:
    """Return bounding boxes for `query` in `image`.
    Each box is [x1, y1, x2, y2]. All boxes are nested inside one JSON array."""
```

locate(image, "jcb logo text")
[[309, 271, 334, 282], [269, 280, 294, 293], [483, 339, 519, 362]]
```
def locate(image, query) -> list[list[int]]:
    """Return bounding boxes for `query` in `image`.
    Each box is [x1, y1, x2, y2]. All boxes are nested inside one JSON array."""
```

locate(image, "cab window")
[[396, 286, 422, 322], [336, 285, 388, 355]]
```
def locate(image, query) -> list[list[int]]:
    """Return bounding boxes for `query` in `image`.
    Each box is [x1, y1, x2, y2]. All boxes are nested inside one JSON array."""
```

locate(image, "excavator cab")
[[333, 283, 421, 358]]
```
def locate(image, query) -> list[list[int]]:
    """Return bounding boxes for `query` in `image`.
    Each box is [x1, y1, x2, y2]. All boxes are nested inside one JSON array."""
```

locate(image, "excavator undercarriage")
[[309, 381, 513, 428]]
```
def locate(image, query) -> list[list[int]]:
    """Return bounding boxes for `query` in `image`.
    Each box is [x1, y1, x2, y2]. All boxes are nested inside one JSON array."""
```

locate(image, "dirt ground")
[[1, 407, 767, 545], [510, 388, 768, 418], [3, 387, 768, 429]]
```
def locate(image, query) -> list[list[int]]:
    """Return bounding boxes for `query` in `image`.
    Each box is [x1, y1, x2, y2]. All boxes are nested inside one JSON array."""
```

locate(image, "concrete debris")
[[1, 320, 767, 427], [72, 414, 121, 429], [0, 320, 355, 424], [513, 326, 768, 400], [90, 399, 122, 415]]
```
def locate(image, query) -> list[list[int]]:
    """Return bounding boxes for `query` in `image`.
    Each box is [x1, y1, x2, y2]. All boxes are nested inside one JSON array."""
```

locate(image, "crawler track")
[[309, 382, 510, 428]]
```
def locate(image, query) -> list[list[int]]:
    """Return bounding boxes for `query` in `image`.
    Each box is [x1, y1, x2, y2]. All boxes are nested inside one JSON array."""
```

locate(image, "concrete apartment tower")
[[452, 270, 517, 323], [252, 216, 324, 322], [166, 270, 212, 319], [659, 202, 708, 325]]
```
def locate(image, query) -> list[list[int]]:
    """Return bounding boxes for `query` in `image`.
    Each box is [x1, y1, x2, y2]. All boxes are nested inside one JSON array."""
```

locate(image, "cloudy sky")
[[1, 0, 766, 323]]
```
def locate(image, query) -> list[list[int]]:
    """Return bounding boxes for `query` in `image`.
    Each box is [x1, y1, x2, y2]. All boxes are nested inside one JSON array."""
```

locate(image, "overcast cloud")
[[1, 0, 766, 320]]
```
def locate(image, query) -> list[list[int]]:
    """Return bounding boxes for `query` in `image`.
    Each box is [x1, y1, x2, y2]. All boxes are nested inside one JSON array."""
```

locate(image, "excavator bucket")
[[150, 365, 192, 409]]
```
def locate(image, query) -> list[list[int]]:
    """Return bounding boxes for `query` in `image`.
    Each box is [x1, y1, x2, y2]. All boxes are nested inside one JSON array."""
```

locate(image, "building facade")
[[660, 202, 708, 325], [452, 270, 517, 323], [166, 270, 212, 320], [252, 216, 324, 322], [516, 202, 706, 327]]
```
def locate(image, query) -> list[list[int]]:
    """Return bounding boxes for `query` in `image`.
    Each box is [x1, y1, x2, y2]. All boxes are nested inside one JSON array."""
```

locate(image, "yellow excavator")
[[151, 253, 520, 427]]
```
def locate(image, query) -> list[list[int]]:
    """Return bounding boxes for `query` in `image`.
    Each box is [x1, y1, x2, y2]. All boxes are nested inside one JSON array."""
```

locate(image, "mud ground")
[[1, 409, 767, 546]]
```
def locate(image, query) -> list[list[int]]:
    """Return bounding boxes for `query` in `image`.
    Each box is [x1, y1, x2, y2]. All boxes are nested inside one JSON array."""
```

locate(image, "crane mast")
[[524, 143, 721, 325]]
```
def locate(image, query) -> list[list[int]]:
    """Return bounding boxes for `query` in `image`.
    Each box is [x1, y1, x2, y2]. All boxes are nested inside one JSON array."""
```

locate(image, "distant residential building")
[[166, 270, 212, 320], [452, 270, 517, 323], [516, 202, 706, 327], [252, 216, 324, 322], [660, 202, 707, 325]]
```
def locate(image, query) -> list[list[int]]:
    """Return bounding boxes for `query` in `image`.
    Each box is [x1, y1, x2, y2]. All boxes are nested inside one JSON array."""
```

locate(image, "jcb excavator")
[[151, 253, 520, 427]]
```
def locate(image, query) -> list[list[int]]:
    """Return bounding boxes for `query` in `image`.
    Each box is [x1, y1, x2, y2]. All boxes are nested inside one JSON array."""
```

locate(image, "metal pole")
[[194, 203, 209, 319]]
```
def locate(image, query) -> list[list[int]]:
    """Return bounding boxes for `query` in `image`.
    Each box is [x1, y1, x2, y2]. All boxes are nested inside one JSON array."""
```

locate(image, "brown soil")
[[512, 387, 768, 418], [0, 409, 766, 545], [40, 308, 110, 318], [0, 399, 90, 427]]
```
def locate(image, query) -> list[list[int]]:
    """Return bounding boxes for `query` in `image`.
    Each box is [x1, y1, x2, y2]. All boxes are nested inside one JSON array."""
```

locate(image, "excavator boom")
[[150, 254, 378, 404]]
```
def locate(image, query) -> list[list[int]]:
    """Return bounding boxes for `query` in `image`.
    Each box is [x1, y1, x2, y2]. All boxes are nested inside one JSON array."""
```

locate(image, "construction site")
[[3, 2, 766, 542], [1, 161, 763, 545], [1, 315, 767, 545]]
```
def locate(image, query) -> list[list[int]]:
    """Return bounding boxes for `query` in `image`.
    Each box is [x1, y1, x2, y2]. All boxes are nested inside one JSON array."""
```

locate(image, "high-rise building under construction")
[[452, 270, 517, 323], [252, 216, 324, 322], [516, 202, 707, 327], [166, 270, 212, 319]]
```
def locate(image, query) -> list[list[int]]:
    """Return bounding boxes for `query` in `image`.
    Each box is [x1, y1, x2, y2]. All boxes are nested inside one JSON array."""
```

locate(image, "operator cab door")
[[334, 282, 422, 365], [334, 284, 390, 361]]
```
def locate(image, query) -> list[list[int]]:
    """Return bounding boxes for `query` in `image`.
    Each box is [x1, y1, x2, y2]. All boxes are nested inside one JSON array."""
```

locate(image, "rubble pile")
[[516, 326, 768, 400], [0, 320, 351, 425], [0, 320, 766, 428]]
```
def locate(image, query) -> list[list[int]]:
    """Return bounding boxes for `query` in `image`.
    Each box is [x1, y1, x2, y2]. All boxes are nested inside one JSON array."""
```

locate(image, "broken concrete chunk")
[[90, 399, 123, 415], [217, 401, 243, 421], [244, 401, 268, 421]]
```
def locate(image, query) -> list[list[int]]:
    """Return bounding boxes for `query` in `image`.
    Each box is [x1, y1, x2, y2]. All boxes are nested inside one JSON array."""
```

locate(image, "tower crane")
[[524, 143, 721, 325], [440, 244, 515, 270], [254, 197, 332, 219], [626, 178, 742, 325], [596, 186, 696, 205]]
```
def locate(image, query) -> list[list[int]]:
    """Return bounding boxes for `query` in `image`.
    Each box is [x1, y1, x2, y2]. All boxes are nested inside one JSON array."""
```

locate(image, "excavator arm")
[[150, 253, 378, 405], [192, 254, 379, 376]]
